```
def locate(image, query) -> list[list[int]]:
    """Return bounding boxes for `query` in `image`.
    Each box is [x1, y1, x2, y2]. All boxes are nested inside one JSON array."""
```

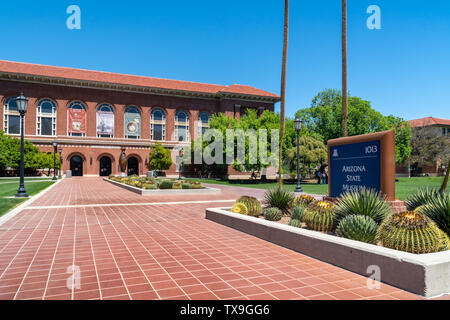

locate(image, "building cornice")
[[0, 72, 280, 103]]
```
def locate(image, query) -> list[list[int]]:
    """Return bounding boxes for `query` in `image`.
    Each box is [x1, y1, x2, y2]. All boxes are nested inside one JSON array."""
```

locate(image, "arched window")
[[175, 110, 190, 142], [68, 101, 87, 137], [198, 112, 210, 135], [37, 99, 57, 136], [150, 108, 166, 141], [124, 106, 141, 139], [96, 103, 114, 138], [3, 96, 20, 135]]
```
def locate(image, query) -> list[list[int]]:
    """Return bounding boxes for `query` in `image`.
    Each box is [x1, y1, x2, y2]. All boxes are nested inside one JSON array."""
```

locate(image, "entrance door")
[[99, 156, 112, 176], [70, 156, 83, 176], [127, 157, 138, 176]]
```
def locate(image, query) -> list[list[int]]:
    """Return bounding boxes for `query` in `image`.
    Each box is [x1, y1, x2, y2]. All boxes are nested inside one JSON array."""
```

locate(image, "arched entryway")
[[99, 156, 112, 176], [70, 156, 83, 176], [127, 157, 139, 176]]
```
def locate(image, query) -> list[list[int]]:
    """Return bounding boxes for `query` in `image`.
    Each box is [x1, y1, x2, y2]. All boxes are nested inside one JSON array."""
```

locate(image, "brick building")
[[0, 60, 279, 177], [396, 116, 450, 177]]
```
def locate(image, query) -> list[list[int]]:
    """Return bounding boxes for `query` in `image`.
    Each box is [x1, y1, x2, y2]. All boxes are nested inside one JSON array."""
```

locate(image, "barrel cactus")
[[292, 195, 315, 208], [190, 181, 203, 189], [231, 202, 248, 215], [336, 215, 378, 244], [377, 211, 446, 254], [236, 196, 262, 217], [291, 205, 305, 222], [289, 219, 302, 228], [334, 188, 391, 227], [264, 207, 283, 221], [142, 183, 157, 190], [303, 200, 336, 232]]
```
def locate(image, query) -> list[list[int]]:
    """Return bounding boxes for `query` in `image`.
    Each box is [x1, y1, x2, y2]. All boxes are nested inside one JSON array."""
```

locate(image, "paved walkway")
[[0, 177, 432, 300]]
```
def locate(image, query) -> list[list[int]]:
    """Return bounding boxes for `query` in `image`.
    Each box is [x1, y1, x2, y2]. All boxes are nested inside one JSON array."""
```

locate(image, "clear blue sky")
[[1, 0, 449, 120]]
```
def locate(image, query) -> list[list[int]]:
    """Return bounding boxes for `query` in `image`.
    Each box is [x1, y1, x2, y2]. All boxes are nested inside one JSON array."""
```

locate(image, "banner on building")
[[124, 112, 141, 137], [68, 108, 86, 134], [96, 111, 114, 136]]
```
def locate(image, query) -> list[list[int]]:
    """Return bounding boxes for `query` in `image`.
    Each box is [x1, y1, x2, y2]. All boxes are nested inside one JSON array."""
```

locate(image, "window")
[[124, 106, 141, 139], [175, 110, 190, 142], [198, 112, 210, 135], [37, 99, 57, 136], [150, 108, 166, 141], [3, 96, 21, 135], [96, 103, 114, 138], [68, 101, 87, 137], [443, 128, 450, 137]]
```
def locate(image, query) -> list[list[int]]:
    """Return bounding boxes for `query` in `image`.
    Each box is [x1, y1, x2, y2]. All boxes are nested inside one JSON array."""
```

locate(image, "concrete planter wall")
[[206, 207, 450, 298], [105, 178, 221, 195]]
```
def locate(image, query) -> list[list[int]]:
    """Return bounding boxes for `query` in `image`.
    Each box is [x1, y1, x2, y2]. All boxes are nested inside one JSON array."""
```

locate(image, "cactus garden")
[[108, 175, 204, 190], [227, 187, 450, 254]]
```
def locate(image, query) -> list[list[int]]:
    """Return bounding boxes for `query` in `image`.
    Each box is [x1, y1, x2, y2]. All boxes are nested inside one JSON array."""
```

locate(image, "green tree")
[[285, 136, 327, 177], [0, 131, 42, 172], [148, 142, 173, 171], [296, 89, 412, 164]]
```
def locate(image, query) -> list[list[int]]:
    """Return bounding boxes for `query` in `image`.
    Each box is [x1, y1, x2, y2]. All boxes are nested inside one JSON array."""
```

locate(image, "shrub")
[[334, 188, 391, 227], [182, 183, 191, 189], [378, 211, 446, 254], [264, 207, 283, 221], [190, 181, 203, 189], [336, 215, 378, 244], [289, 219, 302, 228], [420, 193, 450, 236], [236, 196, 262, 217], [291, 206, 305, 222], [142, 183, 157, 190], [231, 202, 248, 215], [405, 187, 442, 211], [173, 182, 182, 189], [159, 180, 174, 189], [263, 188, 294, 214], [303, 200, 336, 232], [292, 195, 315, 208]]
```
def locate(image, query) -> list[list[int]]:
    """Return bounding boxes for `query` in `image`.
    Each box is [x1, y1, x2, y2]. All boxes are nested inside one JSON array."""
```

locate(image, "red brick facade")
[[0, 62, 278, 177]]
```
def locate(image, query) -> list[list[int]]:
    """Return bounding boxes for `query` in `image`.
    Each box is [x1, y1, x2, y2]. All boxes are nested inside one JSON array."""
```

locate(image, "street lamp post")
[[294, 118, 303, 193], [178, 147, 184, 181], [52, 141, 57, 181], [58, 147, 62, 179], [15, 93, 29, 198]]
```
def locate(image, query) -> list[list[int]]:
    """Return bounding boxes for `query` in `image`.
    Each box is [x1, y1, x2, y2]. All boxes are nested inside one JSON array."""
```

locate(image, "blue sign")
[[329, 140, 381, 198]]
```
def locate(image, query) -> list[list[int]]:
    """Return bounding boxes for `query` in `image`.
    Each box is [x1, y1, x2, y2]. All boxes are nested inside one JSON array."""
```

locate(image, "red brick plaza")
[[0, 177, 430, 300]]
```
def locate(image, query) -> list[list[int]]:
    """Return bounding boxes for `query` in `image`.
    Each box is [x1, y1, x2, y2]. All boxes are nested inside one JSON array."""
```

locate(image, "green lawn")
[[189, 177, 448, 200], [0, 180, 56, 217], [0, 177, 54, 183]]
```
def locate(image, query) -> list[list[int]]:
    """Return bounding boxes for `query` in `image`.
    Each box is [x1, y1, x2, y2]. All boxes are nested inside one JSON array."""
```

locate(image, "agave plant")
[[264, 207, 283, 221], [420, 193, 450, 236], [263, 188, 294, 214], [334, 188, 391, 227], [291, 205, 305, 222], [405, 187, 442, 211]]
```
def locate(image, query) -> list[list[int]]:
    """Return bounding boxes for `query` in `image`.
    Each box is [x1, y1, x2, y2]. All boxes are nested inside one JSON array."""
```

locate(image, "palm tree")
[[342, 0, 348, 137], [279, 0, 289, 189]]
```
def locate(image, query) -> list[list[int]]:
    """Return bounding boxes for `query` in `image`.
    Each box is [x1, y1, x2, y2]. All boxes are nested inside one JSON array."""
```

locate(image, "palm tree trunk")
[[342, 0, 348, 137], [440, 159, 450, 193], [279, 0, 289, 189]]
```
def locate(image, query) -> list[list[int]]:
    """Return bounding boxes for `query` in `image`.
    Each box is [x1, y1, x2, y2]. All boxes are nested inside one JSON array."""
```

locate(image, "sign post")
[[328, 130, 395, 201]]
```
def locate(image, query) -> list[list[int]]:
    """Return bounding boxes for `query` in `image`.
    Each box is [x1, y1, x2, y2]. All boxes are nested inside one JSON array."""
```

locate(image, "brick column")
[[141, 106, 150, 140], [258, 106, 265, 117], [234, 104, 241, 120], [86, 102, 97, 137], [25, 98, 37, 136], [114, 104, 125, 138], [189, 109, 199, 142], [56, 99, 68, 136], [166, 108, 175, 141]]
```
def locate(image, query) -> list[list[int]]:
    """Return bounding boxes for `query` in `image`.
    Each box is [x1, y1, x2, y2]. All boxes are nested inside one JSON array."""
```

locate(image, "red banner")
[[68, 108, 86, 134]]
